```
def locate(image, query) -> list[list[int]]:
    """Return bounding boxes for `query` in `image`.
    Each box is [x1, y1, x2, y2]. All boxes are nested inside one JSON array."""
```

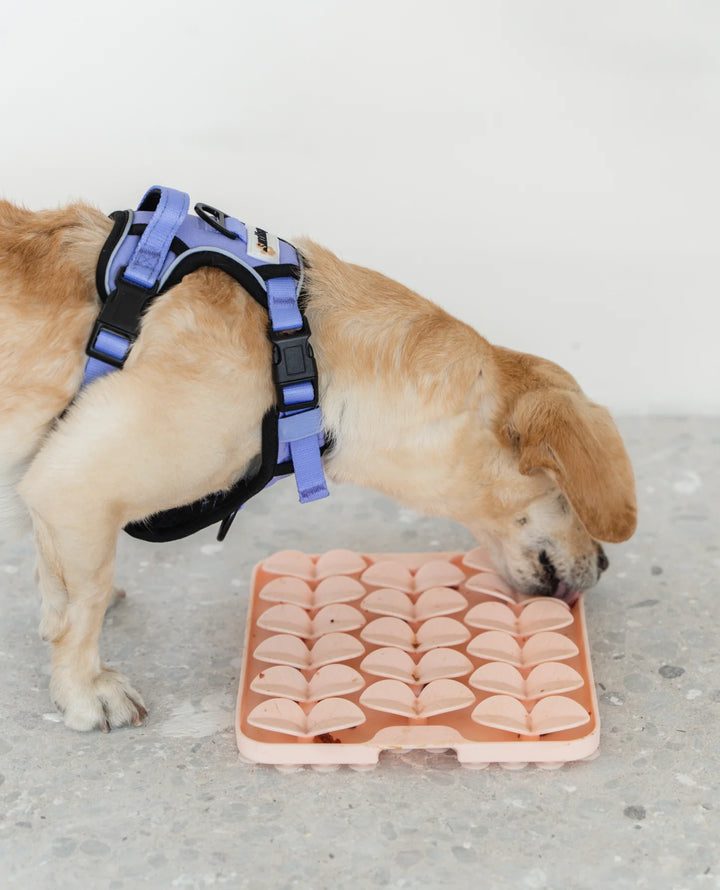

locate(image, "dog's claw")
[[108, 586, 127, 609], [131, 703, 148, 726]]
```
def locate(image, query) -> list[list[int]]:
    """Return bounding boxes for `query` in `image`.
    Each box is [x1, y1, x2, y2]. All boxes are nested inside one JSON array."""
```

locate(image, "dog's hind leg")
[[18, 360, 269, 731]]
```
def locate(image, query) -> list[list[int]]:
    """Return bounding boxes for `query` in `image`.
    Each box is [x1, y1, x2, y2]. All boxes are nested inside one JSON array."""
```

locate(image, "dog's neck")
[[298, 240, 497, 521]]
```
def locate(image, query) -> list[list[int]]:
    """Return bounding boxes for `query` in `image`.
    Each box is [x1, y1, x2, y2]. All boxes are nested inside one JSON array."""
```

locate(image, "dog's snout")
[[597, 546, 609, 575], [532, 543, 607, 601]]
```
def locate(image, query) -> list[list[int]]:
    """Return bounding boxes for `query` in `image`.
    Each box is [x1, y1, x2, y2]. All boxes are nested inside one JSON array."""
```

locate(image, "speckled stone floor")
[[0, 416, 718, 889]]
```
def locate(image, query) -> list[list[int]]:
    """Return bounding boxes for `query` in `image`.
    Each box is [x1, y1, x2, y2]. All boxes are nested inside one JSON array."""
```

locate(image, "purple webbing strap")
[[82, 187, 190, 387], [277, 406, 327, 502], [123, 187, 189, 289], [266, 277, 303, 332], [268, 267, 329, 502], [288, 435, 328, 503]]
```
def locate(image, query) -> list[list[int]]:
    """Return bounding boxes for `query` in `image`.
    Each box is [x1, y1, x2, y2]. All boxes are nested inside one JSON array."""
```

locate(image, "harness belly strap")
[[84, 185, 329, 543]]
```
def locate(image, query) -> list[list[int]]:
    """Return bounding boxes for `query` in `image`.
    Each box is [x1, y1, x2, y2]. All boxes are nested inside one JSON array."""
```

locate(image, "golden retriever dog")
[[0, 199, 636, 731]]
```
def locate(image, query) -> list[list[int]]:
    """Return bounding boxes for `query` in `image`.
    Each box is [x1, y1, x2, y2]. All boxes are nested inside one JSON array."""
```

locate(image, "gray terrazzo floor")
[[0, 415, 718, 889]]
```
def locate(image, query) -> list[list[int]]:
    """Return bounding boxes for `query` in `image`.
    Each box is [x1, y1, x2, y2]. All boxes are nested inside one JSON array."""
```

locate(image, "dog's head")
[[302, 244, 636, 602], [451, 348, 637, 603]]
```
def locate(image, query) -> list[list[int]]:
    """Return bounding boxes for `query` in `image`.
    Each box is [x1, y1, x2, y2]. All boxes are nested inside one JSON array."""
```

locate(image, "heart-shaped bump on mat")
[[471, 694, 590, 736], [250, 664, 366, 702], [257, 603, 366, 638], [467, 631, 579, 668], [261, 549, 367, 581], [247, 697, 366, 738], [465, 600, 573, 636], [253, 632, 365, 669], [360, 587, 467, 621], [361, 616, 470, 653], [465, 572, 518, 603], [259, 575, 366, 608], [360, 679, 475, 719], [314, 550, 368, 579], [469, 662, 584, 700], [360, 560, 465, 593], [461, 547, 498, 572], [258, 576, 313, 606], [414, 561, 466, 591], [360, 647, 474, 683]]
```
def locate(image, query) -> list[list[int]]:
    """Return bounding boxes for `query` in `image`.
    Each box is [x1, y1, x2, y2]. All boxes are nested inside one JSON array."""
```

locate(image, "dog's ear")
[[503, 389, 637, 542]]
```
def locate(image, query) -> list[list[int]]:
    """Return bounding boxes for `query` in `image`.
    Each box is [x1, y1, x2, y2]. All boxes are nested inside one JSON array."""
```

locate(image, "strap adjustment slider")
[[86, 270, 158, 368]]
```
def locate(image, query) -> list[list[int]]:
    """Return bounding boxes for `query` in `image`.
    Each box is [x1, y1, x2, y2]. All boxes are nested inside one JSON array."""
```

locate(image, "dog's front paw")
[[51, 666, 148, 732]]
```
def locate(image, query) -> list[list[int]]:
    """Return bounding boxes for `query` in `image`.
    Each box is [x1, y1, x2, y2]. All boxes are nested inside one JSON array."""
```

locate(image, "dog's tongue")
[[555, 582, 581, 607]]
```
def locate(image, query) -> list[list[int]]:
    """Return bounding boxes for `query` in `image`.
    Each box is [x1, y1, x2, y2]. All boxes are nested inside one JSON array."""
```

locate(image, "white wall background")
[[1, 0, 717, 414]]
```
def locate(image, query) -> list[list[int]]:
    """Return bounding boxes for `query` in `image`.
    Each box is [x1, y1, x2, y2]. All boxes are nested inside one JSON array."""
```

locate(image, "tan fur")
[[0, 200, 636, 731]]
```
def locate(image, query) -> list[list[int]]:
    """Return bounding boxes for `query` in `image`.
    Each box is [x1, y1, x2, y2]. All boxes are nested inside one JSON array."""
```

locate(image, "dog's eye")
[[516, 516, 528, 526]]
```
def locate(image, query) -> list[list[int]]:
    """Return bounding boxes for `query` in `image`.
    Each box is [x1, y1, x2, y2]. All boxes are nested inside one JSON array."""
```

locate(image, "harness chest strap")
[[83, 185, 329, 542]]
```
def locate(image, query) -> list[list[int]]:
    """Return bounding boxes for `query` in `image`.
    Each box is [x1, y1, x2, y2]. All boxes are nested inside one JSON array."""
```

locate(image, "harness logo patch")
[[247, 225, 280, 264]]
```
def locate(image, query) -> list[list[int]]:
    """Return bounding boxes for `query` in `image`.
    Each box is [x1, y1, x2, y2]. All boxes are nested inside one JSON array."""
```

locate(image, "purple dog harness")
[[84, 185, 328, 543]]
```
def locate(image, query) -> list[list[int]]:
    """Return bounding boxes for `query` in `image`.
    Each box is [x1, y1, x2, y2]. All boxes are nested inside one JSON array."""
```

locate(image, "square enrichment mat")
[[236, 549, 599, 770]]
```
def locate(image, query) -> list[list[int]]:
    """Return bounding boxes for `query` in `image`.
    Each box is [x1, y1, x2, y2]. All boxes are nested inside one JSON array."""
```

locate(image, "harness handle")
[[125, 187, 190, 290]]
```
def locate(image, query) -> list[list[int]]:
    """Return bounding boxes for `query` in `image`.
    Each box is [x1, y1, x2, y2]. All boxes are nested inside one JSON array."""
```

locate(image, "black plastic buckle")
[[270, 318, 319, 412], [86, 272, 158, 368], [194, 203, 239, 240]]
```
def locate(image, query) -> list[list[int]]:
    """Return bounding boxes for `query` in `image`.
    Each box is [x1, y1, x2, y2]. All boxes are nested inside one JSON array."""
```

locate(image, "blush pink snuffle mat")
[[236, 548, 600, 770]]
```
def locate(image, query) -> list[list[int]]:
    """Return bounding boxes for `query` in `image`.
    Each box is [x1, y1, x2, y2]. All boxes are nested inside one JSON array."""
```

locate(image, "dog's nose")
[[538, 549, 559, 594], [597, 546, 609, 574]]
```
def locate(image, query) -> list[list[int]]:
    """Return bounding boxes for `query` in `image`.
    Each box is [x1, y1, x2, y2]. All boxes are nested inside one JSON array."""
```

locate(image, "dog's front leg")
[[18, 398, 150, 731], [22, 492, 146, 732], [17, 357, 269, 730]]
